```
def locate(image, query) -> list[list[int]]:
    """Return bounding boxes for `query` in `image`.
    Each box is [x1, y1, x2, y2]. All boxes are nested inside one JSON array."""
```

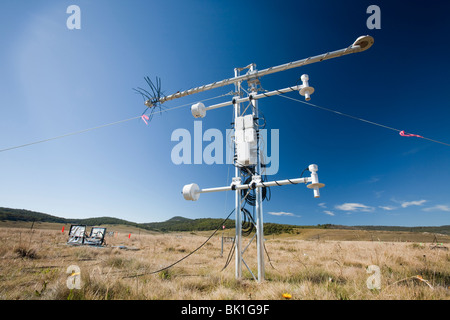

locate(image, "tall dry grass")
[[0, 227, 448, 300]]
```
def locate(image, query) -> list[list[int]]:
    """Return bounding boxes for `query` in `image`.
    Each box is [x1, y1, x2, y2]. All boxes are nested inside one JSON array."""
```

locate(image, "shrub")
[[15, 246, 38, 259]]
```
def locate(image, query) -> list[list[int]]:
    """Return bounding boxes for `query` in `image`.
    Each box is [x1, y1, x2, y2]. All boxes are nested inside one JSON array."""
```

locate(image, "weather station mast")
[[144, 35, 374, 282]]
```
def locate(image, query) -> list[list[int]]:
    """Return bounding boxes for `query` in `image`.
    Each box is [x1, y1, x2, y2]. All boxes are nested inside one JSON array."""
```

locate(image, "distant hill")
[[0, 207, 67, 224], [142, 216, 236, 232], [1, 206, 449, 236], [0, 207, 238, 233], [0, 207, 140, 228], [0, 207, 307, 234]]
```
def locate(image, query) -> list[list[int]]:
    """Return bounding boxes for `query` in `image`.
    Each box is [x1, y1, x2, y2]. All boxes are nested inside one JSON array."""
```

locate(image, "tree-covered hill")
[[0, 207, 302, 234], [1, 207, 449, 236]]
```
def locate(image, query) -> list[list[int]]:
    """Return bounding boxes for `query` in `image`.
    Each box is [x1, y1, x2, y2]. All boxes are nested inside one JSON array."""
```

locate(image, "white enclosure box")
[[237, 143, 257, 165], [249, 145, 257, 165], [235, 129, 245, 144], [235, 116, 245, 130], [235, 115, 257, 166], [244, 114, 254, 129], [237, 142, 251, 165], [245, 128, 256, 143], [236, 139, 257, 166]]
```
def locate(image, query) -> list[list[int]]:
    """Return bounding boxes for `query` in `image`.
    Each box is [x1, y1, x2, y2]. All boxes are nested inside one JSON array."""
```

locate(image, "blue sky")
[[0, 0, 449, 227]]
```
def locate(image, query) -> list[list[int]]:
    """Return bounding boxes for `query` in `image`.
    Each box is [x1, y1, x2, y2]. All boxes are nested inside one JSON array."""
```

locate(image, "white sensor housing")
[[306, 164, 325, 198], [299, 74, 315, 101], [182, 183, 200, 201], [351, 35, 374, 52], [191, 102, 206, 118]]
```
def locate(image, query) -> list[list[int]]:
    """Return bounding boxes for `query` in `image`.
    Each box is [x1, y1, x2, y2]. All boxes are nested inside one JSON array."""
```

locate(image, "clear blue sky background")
[[1, 0, 449, 227]]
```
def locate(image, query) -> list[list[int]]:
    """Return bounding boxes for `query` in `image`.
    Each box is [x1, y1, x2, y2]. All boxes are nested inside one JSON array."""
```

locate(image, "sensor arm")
[[191, 84, 304, 117], [207, 85, 304, 111], [147, 35, 374, 107], [182, 165, 325, 201]]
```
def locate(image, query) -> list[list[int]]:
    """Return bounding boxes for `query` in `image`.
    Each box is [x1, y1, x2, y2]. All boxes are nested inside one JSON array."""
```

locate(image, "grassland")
[[0, 224, 449, 300]]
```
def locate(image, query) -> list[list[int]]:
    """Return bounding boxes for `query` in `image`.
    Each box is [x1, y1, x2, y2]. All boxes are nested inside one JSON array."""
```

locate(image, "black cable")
[[300, 167, 309, 178], [262, 180, 271, 201], [221, 237, 236, 271], [240, 175, 270, 207], [256, 110, 267, 129], [264, 242, 276, 270], [237, 166, 310, 208], [241, 207, 255, 236], [123, 208, 236, 279]]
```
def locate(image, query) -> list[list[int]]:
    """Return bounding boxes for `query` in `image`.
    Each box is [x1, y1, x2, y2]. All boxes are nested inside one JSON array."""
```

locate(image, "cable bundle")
[[239, 168, 271, 208], [241, 207, 255, 236]]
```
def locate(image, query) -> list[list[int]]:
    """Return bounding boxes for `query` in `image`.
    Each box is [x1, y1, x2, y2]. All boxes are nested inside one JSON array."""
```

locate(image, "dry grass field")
[[0, 225, 449, 300]]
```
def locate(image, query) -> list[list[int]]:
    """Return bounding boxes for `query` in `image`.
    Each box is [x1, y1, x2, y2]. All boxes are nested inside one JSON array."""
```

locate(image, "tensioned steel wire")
[[0, 92, 233, 153], [275, 92, 450, 147], [2, 85, 448, 154]]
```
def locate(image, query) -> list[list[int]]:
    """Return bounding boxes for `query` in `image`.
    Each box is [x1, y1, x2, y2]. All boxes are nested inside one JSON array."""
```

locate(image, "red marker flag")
[[62, 226, 65, 233], [141, 115, 149, 125], [128, 233, 131, 239], [399, 130, 423, 138]]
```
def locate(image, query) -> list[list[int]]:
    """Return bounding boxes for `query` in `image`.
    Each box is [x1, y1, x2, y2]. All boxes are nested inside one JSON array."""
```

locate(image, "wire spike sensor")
[[133, 76, 165, 121]]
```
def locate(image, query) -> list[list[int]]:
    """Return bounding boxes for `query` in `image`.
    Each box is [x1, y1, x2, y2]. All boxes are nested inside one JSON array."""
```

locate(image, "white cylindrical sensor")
[[182, 183, 200, 201], [306, 164, 324, 198], [299, 74, 314, 101], [313, 187, 320, 198], [191, 102, 206, 118], [304, 90, 311, 101]]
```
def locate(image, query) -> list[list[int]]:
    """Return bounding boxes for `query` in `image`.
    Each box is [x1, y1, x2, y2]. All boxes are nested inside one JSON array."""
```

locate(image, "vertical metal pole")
[[249, 65, 265, 282], [234, 68, 242, 280]]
